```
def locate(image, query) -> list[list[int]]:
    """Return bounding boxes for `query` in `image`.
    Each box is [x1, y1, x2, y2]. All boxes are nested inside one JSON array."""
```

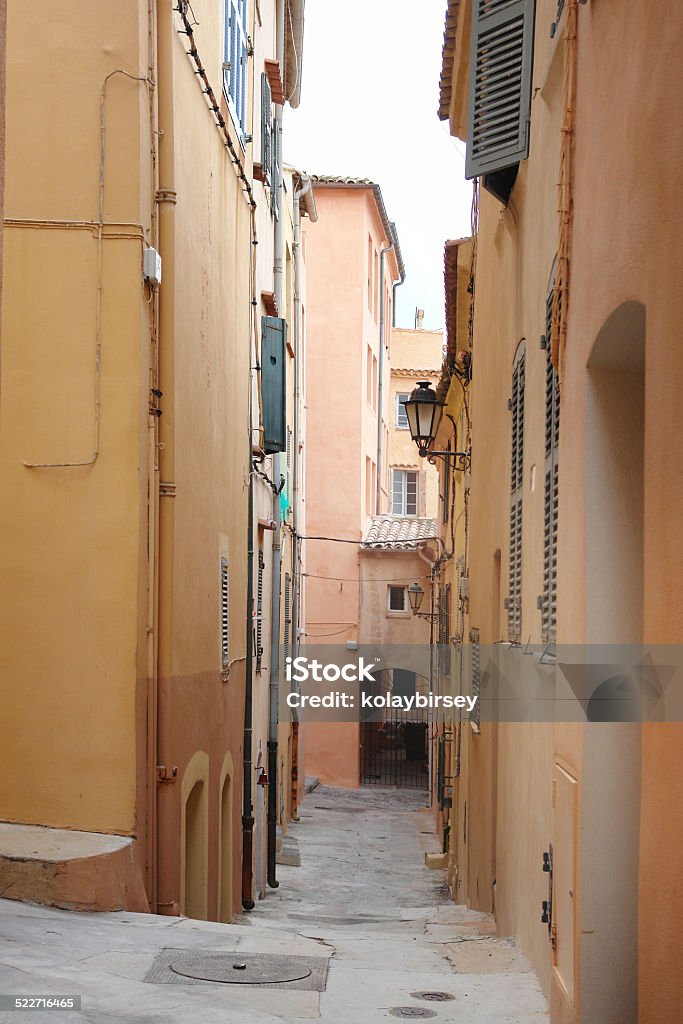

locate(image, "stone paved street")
[[0, 787, 548, 1023]]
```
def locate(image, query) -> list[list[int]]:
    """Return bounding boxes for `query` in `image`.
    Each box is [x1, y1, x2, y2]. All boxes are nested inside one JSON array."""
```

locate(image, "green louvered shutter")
[[465, 0, 536, 179], [261, 316, 287, 453], [261, 73, 272, 186]]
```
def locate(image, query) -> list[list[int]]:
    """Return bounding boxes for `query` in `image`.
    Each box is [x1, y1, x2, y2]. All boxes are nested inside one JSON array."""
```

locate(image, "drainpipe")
[[266, 0, 286, 891], [242, 199, 259, 910], [155, 0, 179, 916], [290, 174, 316, 822], [375, 244, 393, 513]]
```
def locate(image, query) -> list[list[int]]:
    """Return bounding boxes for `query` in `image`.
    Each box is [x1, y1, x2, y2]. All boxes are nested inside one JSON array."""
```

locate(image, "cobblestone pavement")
[[0, 786, 548, 1023]]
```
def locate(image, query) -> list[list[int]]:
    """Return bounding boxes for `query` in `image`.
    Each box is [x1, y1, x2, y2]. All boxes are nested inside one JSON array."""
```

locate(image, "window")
[[366, 457, 373, 515], [255, 548, 264, 672], [442, 440, 452, 524], [465, 0, 536, 202], [392, 469, 418, 516], [366, 345, 373, 405], [372, 355, 378, 410], [388, 585, 407, 612], [220, 557, 230, 670], [374, 250, 379, 321], [224, 0, 248, 141], [395, 392, 409, 429], [543, 264, 560, 643], [508, 343, 525, 641]]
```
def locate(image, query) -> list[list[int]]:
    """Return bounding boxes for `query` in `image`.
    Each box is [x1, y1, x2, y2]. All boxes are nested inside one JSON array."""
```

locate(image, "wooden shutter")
[[508, 343, 525, 641], [261, 73, 272, 185], [255, 548, 264, 672], [466, 0, 536, 179], [220, 557, 230, 669], [261, 316, 287, 453], [470, 628, 481, 728], [543, 264, 560, 642], [284, 573, 292, 660]]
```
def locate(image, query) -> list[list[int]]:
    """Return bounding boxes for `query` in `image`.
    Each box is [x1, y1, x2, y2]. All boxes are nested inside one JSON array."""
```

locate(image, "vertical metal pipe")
[[155, 0, 178, 916], [375, 244, 392, 514], [267, 0, 286, 891], [242, 205, 258, 911]]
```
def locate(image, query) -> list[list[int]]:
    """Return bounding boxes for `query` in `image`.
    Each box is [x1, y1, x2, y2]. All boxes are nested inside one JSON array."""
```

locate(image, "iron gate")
[[360, 669, 428, 789]]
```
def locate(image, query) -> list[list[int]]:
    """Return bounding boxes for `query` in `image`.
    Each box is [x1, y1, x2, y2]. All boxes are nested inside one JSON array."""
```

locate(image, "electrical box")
[[143, 246, 162, 287]]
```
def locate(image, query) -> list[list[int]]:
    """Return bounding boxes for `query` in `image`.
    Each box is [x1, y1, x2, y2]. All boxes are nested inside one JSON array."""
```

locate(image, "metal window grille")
[[220, 556, 230, 670], [255, 549, 264, 672], [470, 628, 481, 728], [466, 0, 537, 179], [508, 344, 525, 641]]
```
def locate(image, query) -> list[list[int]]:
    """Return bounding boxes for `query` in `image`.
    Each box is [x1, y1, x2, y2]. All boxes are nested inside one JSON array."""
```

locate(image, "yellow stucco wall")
[[0, 0, 153, 835]]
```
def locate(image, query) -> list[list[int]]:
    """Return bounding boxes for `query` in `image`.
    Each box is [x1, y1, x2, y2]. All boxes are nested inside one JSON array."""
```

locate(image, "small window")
[[224, 0, 249, 141], [392, 469, 418, 516], [388, 585, 407, 612], [395, 392, 410, 429], [220, 557, 230, 670]]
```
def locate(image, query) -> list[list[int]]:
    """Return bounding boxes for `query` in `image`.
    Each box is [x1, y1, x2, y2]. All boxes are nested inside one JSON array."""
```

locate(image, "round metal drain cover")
[[410, 991, 455, 1002], [170, 953, 312, 985], [389, 1009, 437, 1019]]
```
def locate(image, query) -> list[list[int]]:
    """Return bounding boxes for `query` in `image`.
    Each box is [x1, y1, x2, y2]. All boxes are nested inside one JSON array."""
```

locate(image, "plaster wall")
[[0, 0, 152, 838], [302, 185, 400, 786]]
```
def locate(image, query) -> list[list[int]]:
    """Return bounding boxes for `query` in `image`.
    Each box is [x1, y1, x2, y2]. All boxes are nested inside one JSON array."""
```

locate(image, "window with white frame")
[[392, 469, 418, 516], [395, 392, 409, 429], [387, 585, 407, 612], [224, 0, 248, 141]]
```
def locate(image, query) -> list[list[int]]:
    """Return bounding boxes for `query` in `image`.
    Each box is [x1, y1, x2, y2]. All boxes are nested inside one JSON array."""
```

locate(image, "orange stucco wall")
[[302, 185, 401, 787]]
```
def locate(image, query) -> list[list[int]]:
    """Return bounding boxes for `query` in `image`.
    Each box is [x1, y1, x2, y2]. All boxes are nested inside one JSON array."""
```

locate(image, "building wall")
[[389, 328, 442, 518], [443, 1, 683, 1021], [303, 184, 401, 787], [0, 0, 152, 843], [563, 4, 683, 1021]]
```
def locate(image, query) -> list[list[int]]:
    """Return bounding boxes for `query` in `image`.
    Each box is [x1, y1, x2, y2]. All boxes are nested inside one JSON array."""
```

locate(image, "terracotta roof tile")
[[361, 516, 438, 551]]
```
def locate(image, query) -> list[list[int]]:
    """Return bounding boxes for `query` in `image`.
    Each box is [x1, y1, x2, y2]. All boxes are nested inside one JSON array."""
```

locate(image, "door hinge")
[[156, 765, 178, 783]]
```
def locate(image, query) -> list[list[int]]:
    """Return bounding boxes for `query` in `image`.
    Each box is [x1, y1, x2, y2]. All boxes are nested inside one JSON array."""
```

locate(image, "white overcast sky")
[[283, 0, 473, 332]]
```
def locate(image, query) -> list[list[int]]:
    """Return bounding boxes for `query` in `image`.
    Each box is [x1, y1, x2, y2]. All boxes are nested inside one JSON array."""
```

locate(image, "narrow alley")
[[0, 787, 548, 1023]]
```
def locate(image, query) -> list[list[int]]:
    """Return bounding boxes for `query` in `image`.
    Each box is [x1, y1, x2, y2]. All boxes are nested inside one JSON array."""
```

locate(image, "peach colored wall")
[[389, 327, 442, 518], [564, 4, 683, 1021], [303, 185, 400, 787]]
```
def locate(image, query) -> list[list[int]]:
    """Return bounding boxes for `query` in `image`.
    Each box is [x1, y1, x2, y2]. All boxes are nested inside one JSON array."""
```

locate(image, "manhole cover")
[[411, 991, 455, 1002], [389, 1009, 437, 1019], [169, 953, 312, 985]]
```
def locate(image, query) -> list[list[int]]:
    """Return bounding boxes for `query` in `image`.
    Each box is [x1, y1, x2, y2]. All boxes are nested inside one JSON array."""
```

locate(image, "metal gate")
[[360, 669, 428, 789]]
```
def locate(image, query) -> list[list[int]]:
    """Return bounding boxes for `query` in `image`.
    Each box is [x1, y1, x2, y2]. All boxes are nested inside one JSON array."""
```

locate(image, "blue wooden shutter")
[[261, 316, 287, 453], [466, 0, 536, 179]]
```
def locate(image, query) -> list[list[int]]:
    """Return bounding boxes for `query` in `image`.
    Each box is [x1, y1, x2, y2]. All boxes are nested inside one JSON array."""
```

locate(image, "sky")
[[283, 0, 473, 332]]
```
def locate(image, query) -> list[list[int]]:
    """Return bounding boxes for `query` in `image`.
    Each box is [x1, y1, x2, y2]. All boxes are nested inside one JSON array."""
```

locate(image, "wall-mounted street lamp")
[[408, 582, 438, 620], [404, 381, 468, 468]]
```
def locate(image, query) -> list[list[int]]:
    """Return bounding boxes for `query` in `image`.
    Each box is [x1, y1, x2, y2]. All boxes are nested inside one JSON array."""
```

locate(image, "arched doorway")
[[579, 299, 644, 1024]]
